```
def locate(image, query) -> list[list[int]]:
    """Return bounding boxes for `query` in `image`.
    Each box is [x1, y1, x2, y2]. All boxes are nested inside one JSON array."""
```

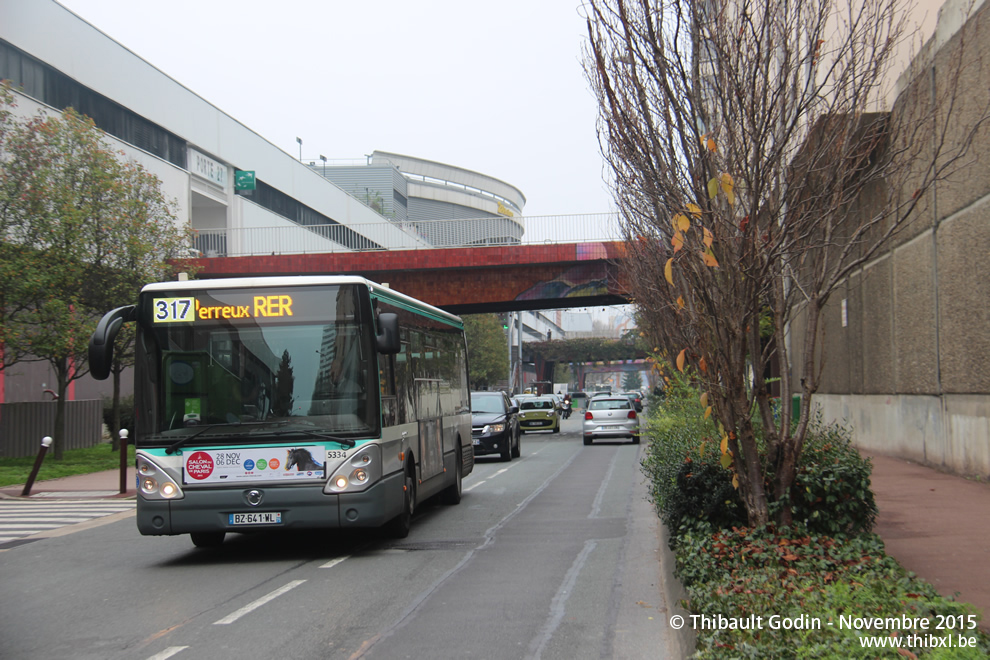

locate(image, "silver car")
[[582, 395, 640, 445]]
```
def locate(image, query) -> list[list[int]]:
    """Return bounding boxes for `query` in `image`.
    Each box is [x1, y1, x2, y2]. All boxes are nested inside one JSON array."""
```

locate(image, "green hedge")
[[641, 376, 876, 541], [676, 524, 990, 658], [641, 375, 987, 657]]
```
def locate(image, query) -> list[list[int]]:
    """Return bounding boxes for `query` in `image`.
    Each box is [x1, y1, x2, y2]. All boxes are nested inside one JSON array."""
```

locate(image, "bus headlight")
[[136, 455, 184, 500], [325, 444, 381, 494]]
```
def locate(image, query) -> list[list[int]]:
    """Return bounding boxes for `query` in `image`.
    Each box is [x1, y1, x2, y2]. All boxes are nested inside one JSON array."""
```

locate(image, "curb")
[[658, 521, 697, 658]]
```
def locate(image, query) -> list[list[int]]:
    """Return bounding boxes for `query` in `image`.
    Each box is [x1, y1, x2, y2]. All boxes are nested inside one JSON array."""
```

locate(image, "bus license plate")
[[229, 512, 282, 525]]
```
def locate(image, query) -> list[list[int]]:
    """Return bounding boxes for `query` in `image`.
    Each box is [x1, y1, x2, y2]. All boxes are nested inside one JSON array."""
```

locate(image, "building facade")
[[0, 0, 531, 405], [317, 151, 526, 246]]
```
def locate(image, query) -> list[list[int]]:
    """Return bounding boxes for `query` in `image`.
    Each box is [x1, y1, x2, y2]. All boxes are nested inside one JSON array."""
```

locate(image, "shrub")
[[640, 367, 733, 544], [669, 460, 745, 534], [674, 525, 990, 658], [643, 372, 876, 538], [102, 395, 135, 438], [785, 418, 878, 535]]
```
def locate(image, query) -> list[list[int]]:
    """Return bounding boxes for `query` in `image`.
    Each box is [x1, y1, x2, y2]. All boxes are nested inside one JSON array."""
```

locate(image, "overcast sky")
[[56, 0, 615, 219]]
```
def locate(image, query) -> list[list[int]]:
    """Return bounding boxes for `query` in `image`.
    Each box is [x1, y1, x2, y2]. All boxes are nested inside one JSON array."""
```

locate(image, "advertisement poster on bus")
[[182, 446, 325, 483]]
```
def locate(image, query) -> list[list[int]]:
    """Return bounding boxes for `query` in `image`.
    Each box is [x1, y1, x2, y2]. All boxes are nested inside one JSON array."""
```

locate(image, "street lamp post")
[[296, 137, 302, 161], [320, 154, 327, 176]]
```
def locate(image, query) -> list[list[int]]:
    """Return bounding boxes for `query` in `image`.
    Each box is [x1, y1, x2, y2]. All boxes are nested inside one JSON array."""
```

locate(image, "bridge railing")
[[191, 213, 625, 258]]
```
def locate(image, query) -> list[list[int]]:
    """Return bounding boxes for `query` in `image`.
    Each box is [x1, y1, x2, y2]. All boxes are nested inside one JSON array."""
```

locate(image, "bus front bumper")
[[136, 472, 404, 536]]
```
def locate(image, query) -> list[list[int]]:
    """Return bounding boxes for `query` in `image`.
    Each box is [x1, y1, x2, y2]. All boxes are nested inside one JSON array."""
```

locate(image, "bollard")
[[21, 436, 53, 497], [119, 429, 130, 495]]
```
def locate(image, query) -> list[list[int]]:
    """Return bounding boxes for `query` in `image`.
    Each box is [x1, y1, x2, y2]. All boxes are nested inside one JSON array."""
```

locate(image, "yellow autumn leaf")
[[676, 348, 686, 372], [721, 172, 735, 205], [707, 137, 717, 152], [720, 434, 729, 454], [700, 392, 708, 407], [720, 452, 733, 469], [703, 227, 714, 248], [732, 474, 739, 489], [707, 177, 719, 199], [686, 203, 702, 218], [699, 441, 706, 457], [676, 213, 691, 233], [704, 406, 712, 419], [702, 250, 719, 268], [676, 295, 685, 310], [664, 257, 674, 285], [671, 232, 684, 252], [699, 356, 708, 372]]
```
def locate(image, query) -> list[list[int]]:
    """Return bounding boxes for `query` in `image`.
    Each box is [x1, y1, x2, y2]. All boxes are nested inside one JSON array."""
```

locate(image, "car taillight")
[[585, 411, 593, 420], [627, 410, 637, 419]]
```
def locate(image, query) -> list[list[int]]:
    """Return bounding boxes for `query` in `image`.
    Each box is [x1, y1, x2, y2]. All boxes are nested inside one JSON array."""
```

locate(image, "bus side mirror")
[[89, 305, 136, 380], [376, 313, 400, 355]]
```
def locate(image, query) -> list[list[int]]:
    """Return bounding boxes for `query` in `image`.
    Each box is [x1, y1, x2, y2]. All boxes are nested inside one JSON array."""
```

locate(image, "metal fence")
[[192, 213, 625, 258], [0, 400, 104, 458]]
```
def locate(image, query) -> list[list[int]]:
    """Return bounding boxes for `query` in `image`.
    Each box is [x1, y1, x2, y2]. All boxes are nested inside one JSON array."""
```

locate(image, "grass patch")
[[0, 443, 134, 488]]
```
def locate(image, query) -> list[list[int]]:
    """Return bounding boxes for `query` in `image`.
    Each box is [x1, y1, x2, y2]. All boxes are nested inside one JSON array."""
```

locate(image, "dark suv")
[[471, 391, 520, 461]]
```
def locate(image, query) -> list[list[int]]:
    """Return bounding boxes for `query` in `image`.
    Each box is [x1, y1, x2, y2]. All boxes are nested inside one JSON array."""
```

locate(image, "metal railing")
[[192, 213, 624, 258]]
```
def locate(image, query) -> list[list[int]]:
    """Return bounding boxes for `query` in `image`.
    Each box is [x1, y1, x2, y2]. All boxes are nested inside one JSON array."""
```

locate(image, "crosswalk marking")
[[0, 498, 135, 546]]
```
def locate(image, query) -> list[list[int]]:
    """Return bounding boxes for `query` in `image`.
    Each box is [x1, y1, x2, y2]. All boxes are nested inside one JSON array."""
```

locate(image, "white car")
[[582, 395, 640, 445]]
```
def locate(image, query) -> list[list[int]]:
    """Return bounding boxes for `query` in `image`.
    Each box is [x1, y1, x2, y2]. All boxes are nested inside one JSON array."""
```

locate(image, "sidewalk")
[[0, 467, 136, 500], [864, 451, 990, 627]]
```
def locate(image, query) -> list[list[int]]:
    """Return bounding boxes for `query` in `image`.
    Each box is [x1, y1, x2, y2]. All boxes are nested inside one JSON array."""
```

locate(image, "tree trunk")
[[52, 358, 69, 461]]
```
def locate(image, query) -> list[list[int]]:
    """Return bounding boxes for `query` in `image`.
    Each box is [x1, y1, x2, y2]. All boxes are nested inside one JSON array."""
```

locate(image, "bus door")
[[415, 378, 444, 481]]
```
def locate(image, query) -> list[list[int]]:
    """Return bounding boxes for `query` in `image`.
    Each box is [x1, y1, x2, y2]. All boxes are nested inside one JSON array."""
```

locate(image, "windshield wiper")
[[263, 428, 357, 448], [165, 423, 232, 455]]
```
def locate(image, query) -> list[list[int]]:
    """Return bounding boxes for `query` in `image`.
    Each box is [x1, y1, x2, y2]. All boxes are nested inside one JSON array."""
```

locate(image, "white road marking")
[[589, 449, 622, 519], [320, 556, 349, 569], [145, 646, 189, 660], [213, 580, 306, 625], [529, 540, 598, 659]]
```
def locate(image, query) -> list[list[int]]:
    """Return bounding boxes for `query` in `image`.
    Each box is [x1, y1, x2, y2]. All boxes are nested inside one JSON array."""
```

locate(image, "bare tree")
[[584, 0, 988, 525]]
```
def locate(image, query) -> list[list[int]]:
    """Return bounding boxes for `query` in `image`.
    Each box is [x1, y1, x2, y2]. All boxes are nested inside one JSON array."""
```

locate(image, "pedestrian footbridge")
[[191, 214, 631, 314]]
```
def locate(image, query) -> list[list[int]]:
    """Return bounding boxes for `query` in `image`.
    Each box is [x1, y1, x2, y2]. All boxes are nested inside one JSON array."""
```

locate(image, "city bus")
[[88, 276, 473, 547]]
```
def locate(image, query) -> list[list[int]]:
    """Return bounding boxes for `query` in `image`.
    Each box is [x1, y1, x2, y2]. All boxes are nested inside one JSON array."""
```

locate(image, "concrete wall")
[[809, 0, 990, 478]]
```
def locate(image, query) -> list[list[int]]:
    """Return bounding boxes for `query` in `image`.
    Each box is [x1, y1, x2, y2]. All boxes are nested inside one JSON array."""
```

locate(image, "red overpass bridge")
[[190, 215, 631, 315]]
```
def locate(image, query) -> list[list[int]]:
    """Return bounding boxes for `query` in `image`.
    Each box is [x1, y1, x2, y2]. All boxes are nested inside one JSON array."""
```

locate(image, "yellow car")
[[518, 397, 560, 433]]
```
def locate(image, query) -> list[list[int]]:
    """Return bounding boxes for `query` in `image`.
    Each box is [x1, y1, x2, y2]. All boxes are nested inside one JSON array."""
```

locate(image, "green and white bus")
[[89, 276, 473, 547]]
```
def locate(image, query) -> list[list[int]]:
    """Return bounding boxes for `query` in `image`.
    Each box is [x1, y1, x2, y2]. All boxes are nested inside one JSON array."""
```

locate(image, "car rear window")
[[589, 399, 631, 410], [521, 400, 553, 410]]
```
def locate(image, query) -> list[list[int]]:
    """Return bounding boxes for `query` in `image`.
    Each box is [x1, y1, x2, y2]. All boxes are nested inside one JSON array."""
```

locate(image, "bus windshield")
[[135, 283, 379, 445]]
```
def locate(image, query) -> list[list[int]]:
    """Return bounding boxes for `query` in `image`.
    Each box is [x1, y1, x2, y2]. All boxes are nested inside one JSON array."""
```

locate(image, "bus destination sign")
[[152, 295, 295, 323]]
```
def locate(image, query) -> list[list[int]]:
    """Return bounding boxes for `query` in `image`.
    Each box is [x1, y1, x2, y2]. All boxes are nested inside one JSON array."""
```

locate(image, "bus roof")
[[141, 276, 463, 327]]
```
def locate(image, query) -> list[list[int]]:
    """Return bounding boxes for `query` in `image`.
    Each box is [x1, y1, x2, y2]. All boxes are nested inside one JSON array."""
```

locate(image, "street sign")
[[235, 170, 256, 191]]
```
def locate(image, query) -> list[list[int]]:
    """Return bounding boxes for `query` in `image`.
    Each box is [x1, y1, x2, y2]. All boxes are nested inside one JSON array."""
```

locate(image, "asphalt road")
[[0, 418, 679, 660]]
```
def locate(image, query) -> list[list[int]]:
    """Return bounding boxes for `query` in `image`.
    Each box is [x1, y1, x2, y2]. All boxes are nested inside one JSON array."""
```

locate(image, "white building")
[[317, 151, 526, 246], [0, 0, 539, 404], [0, 0, 433, 265]]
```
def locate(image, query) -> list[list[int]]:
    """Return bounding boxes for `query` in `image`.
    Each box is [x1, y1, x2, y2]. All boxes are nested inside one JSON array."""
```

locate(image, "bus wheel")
[[385, 464, 415, 538], [441, 445, 462, 505], [191, 532, 225, 548]]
